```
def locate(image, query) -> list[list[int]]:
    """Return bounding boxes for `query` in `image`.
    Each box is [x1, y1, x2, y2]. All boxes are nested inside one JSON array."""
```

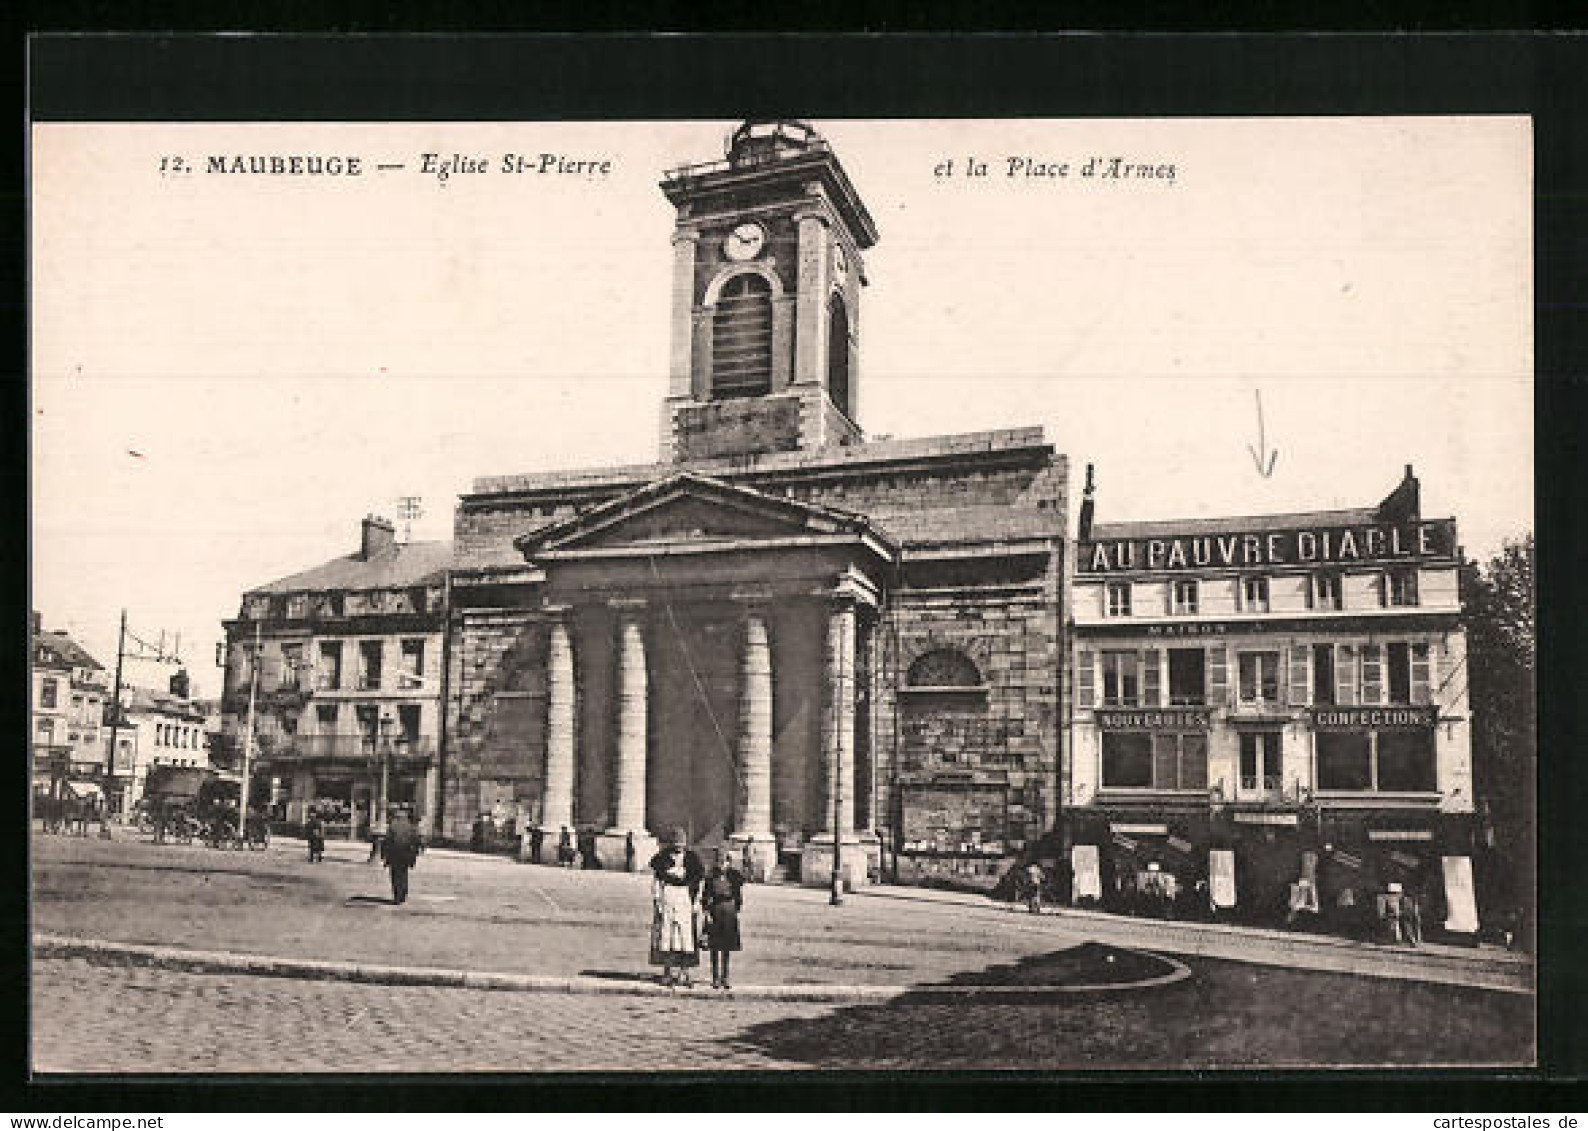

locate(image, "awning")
[[65, 780, 104, 800]]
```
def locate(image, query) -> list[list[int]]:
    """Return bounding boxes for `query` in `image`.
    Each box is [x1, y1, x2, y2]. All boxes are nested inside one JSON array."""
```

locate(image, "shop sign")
[[1080, 518, 1455, 574], [1312, 706, 1436, 731], [1367, 829, 1433, 842], [1233, 812, 1298, 826], [1110, 822, 1168, 835], [1096, 708, 1213, 731]]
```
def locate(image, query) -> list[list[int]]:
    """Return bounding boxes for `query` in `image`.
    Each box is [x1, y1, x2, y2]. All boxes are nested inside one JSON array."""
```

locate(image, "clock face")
[[724, 221, 767, 261]]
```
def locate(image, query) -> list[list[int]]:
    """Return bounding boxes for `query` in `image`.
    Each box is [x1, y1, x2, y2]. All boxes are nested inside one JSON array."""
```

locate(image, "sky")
[[30, 117, 1533, 694]]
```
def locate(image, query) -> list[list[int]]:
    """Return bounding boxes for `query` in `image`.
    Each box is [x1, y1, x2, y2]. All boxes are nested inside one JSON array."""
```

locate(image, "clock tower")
[[658, 120, 878, 462]]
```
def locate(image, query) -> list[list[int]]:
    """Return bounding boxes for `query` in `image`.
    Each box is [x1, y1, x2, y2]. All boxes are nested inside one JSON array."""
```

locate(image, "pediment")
[[514, 473, 885, 559]]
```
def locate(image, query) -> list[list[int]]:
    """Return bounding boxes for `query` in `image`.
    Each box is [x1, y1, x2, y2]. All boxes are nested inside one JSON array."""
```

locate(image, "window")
[[36, 718, 54, 743], [1100, 651, 1140, 707], [1238, 731, 1282, 794], [280, 644, 304, 690], [1319, 730, 1435, 792], [1387, 568, 1419, 607], [1313, 643, 1337, 705], [1377, 730, 1436, 791], [1317, 732, 1373, 791], [1240, 576, 1271, 613], [400, 639, 426, 685], [317, 642, 343, 691], [1100, 733, 1153, 788], [1237, 651, 1281, 706], [315, 703, 339, 731], [40, 678, 58, 709], [907, 649, 982, 689], [357, 641, 383, 690], [828, 296, 852, 418], [711, 273, 773, 398], [398, 704, 422, 744], [1167, 648, 1206, 706], [1152, 732, 1209, 790], [1106, 581, 1133, 617], [1309, 572, 1343, 611], [1170, 579, 1199, 615]]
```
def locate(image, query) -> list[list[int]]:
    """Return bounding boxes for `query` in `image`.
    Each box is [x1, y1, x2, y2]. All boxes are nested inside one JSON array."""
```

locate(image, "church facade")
[[440, 121, 1068, 885]]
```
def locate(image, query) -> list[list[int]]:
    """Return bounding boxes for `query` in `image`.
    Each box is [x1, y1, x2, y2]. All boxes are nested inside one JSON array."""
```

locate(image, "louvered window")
[[711, 274, 773, 398]]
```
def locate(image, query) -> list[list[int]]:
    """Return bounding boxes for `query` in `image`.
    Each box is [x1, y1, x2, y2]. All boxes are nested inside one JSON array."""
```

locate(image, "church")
[[441, 120, 1068, 886]]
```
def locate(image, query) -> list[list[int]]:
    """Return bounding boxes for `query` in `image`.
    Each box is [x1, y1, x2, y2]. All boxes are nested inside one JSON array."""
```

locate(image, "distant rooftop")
[[33, 628, 104, 672], [245, 540, 453, 596]]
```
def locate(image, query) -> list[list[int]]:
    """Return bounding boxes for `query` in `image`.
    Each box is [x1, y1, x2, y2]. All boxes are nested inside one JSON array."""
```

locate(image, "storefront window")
[[1317, 732, 1372, 790], [1151, 732, 1208, 790], [1377, 730, 1436, 791], [1101, 733, 1153, 788]]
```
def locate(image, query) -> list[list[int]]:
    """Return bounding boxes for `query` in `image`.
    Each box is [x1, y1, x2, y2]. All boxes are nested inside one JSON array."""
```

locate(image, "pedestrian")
[[740, 837, 754, 880], [1378, 881, 1405, 944], [529, 825, 545, 865], [557, 825, 576, 868], [625, 830, 637, 873], [1024, 861, 1046, 914], [648, 826, 704, 987], [385, 805, 422, 904], [702, 846, 745, 990], [305, 809, 326, 863]]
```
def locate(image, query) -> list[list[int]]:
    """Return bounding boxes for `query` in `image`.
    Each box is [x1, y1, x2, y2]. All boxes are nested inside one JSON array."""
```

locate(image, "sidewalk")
[[61, 828, 1530, 994]]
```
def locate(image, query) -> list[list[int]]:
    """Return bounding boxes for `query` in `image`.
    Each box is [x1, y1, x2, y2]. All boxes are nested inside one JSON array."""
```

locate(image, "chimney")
[[169, 668, 191, 700], [1377, 463, 1421, 524], [1077, 463, 1097, 542], [360, 514, 395, 560]]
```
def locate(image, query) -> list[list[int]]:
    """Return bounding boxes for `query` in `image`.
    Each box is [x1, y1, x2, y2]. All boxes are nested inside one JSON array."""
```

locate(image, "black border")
[[17, 30, 1588, 1112]]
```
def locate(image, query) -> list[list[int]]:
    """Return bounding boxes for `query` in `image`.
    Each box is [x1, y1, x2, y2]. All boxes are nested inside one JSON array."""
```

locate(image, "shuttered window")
[[1206, 645, 1229, 706], [1410, 643, 1432, 705], [1075, 650, 1094, 709], [711, 273, 773, 398], [1336, 644, 1359, 706], [1142, 648, 1162, 708], [1361, 644, 1384, 705], [1287, 645, 1311, 706]]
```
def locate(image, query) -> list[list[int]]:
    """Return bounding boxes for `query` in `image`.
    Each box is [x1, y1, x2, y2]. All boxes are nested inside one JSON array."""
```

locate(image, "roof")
[[246, 540, 453, 596], [1089, 507, 1381, 542], [33, 630, 104, 672], [123, 686, 209, 721]]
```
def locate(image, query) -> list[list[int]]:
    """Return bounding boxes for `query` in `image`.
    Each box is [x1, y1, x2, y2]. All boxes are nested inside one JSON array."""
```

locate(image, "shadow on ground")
[[724, 946, 1536, 1070]]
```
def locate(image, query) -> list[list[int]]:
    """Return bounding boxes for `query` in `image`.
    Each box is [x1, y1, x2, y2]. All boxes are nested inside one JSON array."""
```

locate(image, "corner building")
[[445, 122, 1067, 886], [1066, 467, 1474, 919]]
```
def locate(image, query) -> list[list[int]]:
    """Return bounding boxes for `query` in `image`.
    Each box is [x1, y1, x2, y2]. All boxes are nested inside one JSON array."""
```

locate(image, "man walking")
[[385, 805, 422, 904]]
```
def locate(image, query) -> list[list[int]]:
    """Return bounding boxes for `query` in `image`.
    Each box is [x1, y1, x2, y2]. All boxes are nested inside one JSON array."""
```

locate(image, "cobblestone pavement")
[[33, 950, 1533, 1074], [31, 957, 830, 1073]]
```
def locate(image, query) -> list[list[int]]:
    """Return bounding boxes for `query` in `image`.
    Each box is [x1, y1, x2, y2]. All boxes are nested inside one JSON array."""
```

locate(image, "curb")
[[33, 933, 1191, 1003]]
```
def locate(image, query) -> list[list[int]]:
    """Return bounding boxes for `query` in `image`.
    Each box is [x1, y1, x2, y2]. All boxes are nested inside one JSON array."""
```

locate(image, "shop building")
[[1066, 466, 1476, 927], [444, 120, 1066, 885], [30, 611, 110, 802], [112, 677, 214, 810], [219, 515, 449, 835]]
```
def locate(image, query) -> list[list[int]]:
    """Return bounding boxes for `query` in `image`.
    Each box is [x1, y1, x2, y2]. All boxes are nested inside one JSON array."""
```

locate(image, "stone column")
[[534, 616, 576, 858], [806, 600, 862, 888], [599, 612, 658, 871], [731, 612, 777, 881]]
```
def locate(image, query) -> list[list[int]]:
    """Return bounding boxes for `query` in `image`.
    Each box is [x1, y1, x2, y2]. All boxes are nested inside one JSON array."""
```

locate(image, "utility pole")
[[102, 610, 128, 836], [238, 620, 261, 841]]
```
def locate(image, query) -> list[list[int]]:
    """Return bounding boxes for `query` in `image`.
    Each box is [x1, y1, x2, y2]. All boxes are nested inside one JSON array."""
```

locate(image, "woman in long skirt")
[[701, 846, 745, 990], [648, 827, 704, 986]]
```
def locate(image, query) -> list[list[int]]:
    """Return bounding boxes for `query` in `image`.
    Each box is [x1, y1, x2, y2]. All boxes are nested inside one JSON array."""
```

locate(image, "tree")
[[1462, 534, 1535, 938]]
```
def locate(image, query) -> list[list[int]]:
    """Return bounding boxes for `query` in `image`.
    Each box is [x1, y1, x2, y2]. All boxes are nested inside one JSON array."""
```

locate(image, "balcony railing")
[[261, 735, 437, 764]]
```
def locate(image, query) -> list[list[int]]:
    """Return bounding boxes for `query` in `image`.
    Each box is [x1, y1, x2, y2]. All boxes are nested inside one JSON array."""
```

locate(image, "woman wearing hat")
[[648, 826, 705, 986]]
